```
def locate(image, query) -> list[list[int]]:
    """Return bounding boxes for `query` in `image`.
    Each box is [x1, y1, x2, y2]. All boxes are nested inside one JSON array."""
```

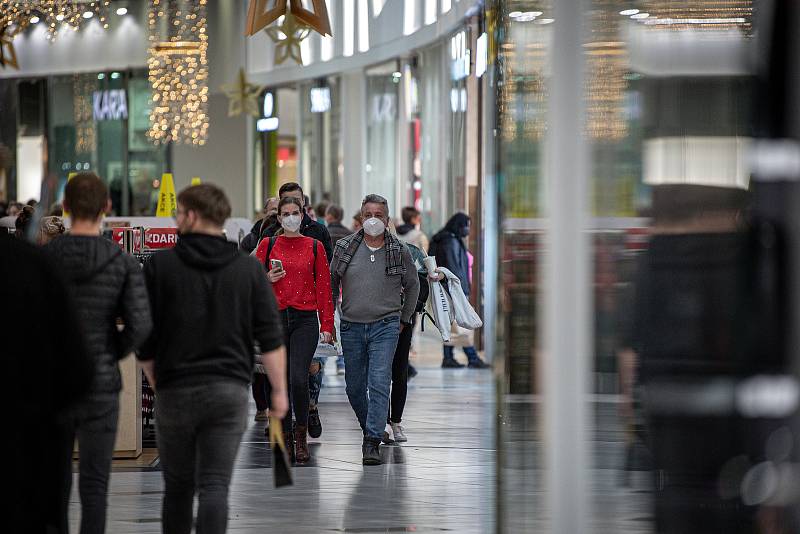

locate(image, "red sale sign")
[[144, 228, 178, 249]]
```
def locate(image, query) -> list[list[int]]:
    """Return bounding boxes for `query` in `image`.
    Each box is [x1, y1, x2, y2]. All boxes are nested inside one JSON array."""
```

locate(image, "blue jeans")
[[340, 316, 401, 440]]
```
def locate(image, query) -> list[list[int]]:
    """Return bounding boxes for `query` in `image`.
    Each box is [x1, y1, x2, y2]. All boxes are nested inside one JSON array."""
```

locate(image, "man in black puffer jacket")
[[46, 173, 152, 534]]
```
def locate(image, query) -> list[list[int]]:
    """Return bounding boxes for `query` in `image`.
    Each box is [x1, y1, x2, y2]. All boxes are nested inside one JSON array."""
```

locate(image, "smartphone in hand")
[[270, 259, 284, 272]]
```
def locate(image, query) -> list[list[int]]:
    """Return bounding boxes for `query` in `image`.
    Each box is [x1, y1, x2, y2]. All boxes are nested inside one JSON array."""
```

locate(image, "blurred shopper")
[[396, 206, 429, 253], [0, 200, 7, 217], [45, 173, 152, 534], [38, 215, 66, 246], [315, 200, 330, 223], [4, 231, 92, 534], [139, 184, 287, 534], [240, 197, 278, 254], [8, 201, 22, 217], [325, 204, 353, 375], [14, 204, 35, 239], [255, 196, 334, 463], [271, 184, 333, 261], [385, 242, 431, 443], [331, 194, 419, 465], [325, 204, 352, 245], [352, 211, 363, 232], [428, 213, 489, 369], [633, 185, 789, 533]]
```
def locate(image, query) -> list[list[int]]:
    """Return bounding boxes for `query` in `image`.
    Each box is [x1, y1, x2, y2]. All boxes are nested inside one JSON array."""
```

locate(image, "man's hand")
[[270, 389, 289, 419], [428, 269, 445, 282], [261, 346, 288, 419], [400, 323, 408, 333]]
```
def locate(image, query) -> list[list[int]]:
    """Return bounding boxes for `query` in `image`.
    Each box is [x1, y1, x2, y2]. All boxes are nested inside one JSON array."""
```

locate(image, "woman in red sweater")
[[256, 196, 334, 463]]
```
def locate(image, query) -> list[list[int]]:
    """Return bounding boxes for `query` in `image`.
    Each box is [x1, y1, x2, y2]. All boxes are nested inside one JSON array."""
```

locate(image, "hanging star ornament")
[[0, 27, 19, 70], [221, 68, 264, 117], [246, 0, 331, 37], [265, 14, 311, 65]]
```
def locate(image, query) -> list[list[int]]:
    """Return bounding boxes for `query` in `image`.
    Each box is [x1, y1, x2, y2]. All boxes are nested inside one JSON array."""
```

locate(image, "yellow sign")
[[191, 177, 201, 186], [156, 173, 177, 217], [63, 172, 78, 219]]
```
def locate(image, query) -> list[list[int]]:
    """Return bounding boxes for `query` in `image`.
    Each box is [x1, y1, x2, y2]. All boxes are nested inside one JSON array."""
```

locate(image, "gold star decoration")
[[0, 27, 19, 70], [246, 0, 331, 37], [265, 14, 310, 66], [221, 68, 264, 118]]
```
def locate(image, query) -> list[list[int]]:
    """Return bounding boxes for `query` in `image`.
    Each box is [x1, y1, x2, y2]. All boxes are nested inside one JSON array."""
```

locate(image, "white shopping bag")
[[436, 267, 483, 330], [427, 280, 452, 342]]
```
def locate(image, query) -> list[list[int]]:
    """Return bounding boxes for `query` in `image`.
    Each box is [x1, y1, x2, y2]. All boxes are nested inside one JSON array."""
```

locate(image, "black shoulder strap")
[[265, 236, 278, 263]]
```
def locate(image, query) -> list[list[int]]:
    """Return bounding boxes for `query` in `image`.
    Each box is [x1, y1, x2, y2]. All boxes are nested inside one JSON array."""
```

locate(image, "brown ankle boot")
[[294, 424, 310, 463]]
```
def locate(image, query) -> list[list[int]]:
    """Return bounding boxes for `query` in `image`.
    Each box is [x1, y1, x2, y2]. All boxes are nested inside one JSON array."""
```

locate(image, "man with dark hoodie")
[[428, 213, 489, 369], [45, 172, 153, 534], [138, 184, 287, 534]]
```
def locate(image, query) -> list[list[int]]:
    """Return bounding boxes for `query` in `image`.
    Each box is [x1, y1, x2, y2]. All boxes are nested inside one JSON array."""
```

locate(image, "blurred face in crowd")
[[265, 197, 278, 217]]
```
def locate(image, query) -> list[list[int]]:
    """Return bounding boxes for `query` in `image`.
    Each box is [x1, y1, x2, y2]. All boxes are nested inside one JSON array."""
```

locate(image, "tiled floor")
[[68, 331, 654, 533]]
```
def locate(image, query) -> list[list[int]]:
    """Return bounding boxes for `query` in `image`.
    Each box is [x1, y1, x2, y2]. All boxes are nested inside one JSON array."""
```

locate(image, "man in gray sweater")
[[331, 194, 420, 465]]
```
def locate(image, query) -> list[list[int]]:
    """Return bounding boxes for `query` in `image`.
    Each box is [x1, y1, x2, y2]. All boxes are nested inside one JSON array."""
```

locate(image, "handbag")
[[268, 416, 293, 487], [436, 267, 483, 330]]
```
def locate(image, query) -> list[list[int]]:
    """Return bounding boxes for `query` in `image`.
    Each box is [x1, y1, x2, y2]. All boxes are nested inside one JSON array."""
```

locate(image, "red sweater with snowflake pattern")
[[255, 235, 335, 334]]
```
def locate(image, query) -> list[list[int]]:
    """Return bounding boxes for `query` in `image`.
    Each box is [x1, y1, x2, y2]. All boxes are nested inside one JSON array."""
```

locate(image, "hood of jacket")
[[396, 223, 415, 236], [46, 235, 123, 284], [175, 233, 241, 271]]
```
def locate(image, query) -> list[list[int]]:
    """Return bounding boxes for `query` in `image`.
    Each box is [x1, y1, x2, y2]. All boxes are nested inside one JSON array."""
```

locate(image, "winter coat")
[[428, 230, 471, 297], [326, 222, 353, 247], [45, 235, 152, 396], [397, 223, 430, 254]]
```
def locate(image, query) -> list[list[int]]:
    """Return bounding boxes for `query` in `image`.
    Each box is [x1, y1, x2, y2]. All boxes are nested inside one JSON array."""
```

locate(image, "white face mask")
[[281, 214, 302, 233], [363, 217, 386, 237]]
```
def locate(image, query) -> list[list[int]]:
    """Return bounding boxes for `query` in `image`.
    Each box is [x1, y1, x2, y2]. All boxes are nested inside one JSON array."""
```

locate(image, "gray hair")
[[361, 194, 389, 218]]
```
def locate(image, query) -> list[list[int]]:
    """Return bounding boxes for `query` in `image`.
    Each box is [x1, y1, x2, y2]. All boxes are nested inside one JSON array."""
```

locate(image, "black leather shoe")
[[468, 359, 491, 369], [362, 438, 382, 465], [441, 358, 465, 368], [308, 408, 322, 438], [407, 365, 418, 381]]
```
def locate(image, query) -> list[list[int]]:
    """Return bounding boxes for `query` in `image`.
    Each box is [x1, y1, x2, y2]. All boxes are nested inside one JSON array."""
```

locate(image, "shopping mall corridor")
[[68, 332, 653, 533]]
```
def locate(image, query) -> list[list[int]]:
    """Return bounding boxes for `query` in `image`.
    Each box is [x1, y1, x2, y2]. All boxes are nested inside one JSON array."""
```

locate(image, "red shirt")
[[255, 235, 334, 333]]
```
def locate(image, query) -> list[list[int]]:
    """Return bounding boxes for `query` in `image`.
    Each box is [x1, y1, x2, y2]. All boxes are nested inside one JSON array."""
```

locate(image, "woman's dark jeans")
[[280, 308, 320, 428], [156, 380, 249, 534], [389, 317, 415, 424]]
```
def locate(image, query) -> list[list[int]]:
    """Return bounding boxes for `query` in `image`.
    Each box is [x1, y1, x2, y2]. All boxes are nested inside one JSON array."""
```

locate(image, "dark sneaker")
[[407, 365, 418, 381], [441, 358, 465, 368], [308, 408, 322, 438], [254, 410, 268, 422], [468, 359, 491, 369], [362, 438, 382, 465]]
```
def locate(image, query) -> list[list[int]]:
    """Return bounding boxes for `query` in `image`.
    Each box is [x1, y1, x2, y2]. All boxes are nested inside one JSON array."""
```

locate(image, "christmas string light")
[[0, 1, 111, 42], [147, 0, 209, 146]]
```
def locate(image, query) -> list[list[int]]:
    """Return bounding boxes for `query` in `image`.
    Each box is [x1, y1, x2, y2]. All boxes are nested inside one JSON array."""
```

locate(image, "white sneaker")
[[382, 424, 395, 445], [391, 423, 407, 442]]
